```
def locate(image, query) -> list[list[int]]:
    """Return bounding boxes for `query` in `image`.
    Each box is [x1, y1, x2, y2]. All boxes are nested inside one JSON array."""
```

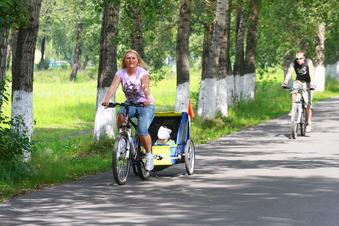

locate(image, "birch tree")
[[197, 0, 228, 120], [126, 1, 145, 60], [0, 0, 28, 109], [11, 0, 42, 161], [0, 27, 9, 107], [94, 0, 120, 141], [243, 0, 259, 100], [175, 0, 192, 112], [216, 0, 231, 116], [232, 4, 246, 105], [314, 23, 325, 91]]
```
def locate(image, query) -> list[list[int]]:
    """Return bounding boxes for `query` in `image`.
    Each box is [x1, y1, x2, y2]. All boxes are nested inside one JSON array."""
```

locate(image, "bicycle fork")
[[291, 102, 303, 123], [119, 127, 135, 161]]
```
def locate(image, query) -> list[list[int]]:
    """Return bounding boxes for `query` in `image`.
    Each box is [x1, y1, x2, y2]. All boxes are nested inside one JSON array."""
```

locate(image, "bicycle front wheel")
[[112, 133, 131, 185], [300, 107, 307, 136], [291, 105, 298, 139]]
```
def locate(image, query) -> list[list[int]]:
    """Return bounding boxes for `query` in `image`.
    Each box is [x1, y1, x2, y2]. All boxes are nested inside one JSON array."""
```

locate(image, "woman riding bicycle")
[[281, 50, 316, 132], [102, 50, 155, 171]]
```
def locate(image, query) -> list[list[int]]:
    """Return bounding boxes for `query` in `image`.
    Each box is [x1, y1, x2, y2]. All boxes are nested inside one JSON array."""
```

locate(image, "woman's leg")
[[139, 134, 152, 154]]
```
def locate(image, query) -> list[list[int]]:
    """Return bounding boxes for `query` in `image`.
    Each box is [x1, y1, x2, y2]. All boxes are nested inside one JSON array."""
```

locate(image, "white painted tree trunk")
[[234, 74, 243, 102], [314, 23, 325, 92], [325, 61, 339, 80], [197, 78, 217, 120], [93, 87, 116, 141], [11, 90, 34, 162], [242, 72, 256, 99], [227, 75, 235, 106], [175, 82, 190, 112], [315, 66, 325, 91], [216, 77, 228, 117]]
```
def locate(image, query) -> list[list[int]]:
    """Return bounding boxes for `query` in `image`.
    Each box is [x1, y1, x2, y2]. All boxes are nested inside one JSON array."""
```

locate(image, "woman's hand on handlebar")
[[102, 101, 109, 107]]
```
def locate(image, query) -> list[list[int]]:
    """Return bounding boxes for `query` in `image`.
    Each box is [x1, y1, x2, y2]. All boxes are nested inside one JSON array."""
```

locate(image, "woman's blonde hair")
[[121, 50, 149, 70]]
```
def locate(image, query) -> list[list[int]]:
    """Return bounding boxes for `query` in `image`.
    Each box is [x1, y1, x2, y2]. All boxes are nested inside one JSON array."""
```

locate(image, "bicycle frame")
[[108, 102, 150, 184], [118, 105, 137, 159], [287, 87, 308, 139]]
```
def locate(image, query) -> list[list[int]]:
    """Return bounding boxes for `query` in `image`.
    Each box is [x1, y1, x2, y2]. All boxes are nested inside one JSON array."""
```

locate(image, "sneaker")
[[145, 156, 154, 171], [288, 111, 292, 117], [306, 124, 313, 132]]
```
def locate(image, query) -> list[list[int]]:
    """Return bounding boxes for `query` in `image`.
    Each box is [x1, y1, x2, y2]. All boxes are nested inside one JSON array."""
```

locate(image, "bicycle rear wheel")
[[112, 133, 131, 185], [136, 139, 150, 180], [291, 105, 298, 139], [137, 158, 150, 180], [185, 139, 195, 175]]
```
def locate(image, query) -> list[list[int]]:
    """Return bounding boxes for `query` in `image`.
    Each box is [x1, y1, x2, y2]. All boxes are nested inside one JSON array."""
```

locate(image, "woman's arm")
[[102, 74, 121, 106], [141, 74, 152, 106]]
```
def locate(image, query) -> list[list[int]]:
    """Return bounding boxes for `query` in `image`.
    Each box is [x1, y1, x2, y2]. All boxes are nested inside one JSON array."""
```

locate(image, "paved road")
[[1, 97, 339, 226]]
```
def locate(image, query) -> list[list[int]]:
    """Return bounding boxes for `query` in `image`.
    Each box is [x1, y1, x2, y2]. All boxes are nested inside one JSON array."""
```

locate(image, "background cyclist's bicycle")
[[284, 87, 308, 139]]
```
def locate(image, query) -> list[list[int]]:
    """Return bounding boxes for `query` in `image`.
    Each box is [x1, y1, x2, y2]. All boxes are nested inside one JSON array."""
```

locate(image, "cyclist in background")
[[281, 50, 316, 132], [102, 50, 155, 171]]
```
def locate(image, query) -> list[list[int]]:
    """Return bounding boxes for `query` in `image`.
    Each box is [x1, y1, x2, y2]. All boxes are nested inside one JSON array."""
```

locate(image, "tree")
[[197, 0, 228, 120], [0, 0, 28, 107], [11, 0, 42, 161], [175, 0, 192, 113], [232, 2, 246, 105], [69, 23, 82, 82], [93, 0, 120, 141], [0, 27, 9, 97], [314, 23, 325, 91], [125, 0, 145, 59], [216, 0, 231, 117], [243, 0, 259, 100]]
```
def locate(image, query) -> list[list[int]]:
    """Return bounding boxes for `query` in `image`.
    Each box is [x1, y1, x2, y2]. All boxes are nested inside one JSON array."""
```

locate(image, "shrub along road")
[[1, 97, 339, 226]]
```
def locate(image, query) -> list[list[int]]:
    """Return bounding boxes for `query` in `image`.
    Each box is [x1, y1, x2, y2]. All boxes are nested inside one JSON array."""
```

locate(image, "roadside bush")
[[0, 80, 36, 161]]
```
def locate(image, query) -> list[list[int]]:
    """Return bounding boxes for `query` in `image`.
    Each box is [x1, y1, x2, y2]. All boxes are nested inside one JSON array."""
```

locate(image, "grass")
[[1, 66, 339, 202]]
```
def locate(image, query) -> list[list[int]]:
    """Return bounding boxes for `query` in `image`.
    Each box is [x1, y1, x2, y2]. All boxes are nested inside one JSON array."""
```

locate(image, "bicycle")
[[284, 87, 308, 139], [106, 102, 151, 185]]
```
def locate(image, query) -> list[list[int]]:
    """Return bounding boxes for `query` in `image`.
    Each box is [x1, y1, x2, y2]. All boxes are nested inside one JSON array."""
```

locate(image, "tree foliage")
[[0, 0, 29, 29]]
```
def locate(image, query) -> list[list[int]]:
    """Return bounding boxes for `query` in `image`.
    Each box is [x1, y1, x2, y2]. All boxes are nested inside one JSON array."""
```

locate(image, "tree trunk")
[[201, 22, 213, 81], [314, 23, 326, 91], [70, 23, 82, 82], [6, 43, 11, 70], [93, 1, 120, 141], [130, 7, 145, 60], [81, 55, 89, 70], [216, 0, 231, 117], [11, 0, 42, 162], [198, 0, 228, 120], [233, 6, 246, 104], [175, 0, 191, 113], [243, 0, 259, 100], [0, 27, 9, 112], [38, 36, 45, 70]]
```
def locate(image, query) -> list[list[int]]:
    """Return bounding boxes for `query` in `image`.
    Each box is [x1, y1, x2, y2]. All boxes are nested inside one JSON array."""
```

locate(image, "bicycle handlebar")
[[283, 87, 313, 91], [106, 102, 144, 108]]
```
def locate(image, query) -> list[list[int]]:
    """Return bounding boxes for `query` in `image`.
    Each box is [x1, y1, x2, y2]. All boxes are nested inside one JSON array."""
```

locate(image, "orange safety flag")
[[187, 100, 195, 120]]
